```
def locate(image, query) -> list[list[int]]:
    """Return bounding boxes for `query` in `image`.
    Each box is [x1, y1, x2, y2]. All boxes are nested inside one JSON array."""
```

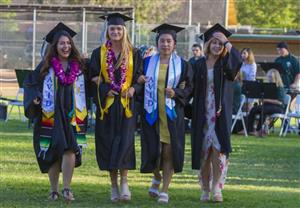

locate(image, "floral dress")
[[199, 68, 228, 192]]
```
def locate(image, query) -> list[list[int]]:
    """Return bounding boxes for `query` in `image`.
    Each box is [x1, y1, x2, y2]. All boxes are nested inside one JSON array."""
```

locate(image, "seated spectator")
[[244, 69, 286, 136]]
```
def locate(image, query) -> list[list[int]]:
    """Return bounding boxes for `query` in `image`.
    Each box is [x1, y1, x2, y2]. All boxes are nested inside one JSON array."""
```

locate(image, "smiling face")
[[157, 33, 176, 56], [56, 35, 71, 61], [209, 38, 224, 56], [107, 25, 124, 41]]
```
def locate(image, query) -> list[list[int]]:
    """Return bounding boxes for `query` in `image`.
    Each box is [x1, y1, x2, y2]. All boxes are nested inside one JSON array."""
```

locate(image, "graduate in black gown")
[[23, 22, 87, 202], [137, 24, 193, 204], [89, 13, 143, 202], [191, 24, 242, 203]]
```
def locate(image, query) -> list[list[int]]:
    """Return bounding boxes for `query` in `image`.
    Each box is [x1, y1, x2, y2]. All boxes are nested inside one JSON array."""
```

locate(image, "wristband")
[[224, 41, 229, 46]]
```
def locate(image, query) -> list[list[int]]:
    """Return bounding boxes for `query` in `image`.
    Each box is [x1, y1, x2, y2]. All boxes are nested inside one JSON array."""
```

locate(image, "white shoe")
[[148, 177, 161, 198], [120, 180, 131, 201], [111, 186, 119, 202], [157, 192, 169, 203], [200, 190, 210, 202], [213, 190, 223, 202]]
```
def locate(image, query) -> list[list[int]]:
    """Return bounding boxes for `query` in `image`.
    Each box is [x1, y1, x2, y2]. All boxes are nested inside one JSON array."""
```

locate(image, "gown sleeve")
[[131, 49, 144, 96], [89, 48, 100, 79], [222, 47, 242, 81], [173, 60, 194, 106], [23, 62, 43, 119]]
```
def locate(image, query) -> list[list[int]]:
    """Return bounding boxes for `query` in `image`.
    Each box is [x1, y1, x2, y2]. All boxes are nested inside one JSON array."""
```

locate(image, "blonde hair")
[[204, 37, 227, 58], [106, 25, 133, 68], [241, 48, 255, 64], [266, 69, 284, 87]]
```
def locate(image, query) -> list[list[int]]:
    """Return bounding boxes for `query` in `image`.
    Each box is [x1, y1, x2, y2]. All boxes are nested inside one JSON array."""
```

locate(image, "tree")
[[92, 0, 182, 24], [28, 0, 183, 24], [235, 0, 300, 29]]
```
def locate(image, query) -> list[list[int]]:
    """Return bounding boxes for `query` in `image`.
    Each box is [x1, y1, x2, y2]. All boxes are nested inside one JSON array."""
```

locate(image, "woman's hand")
[[213, 32, 228, 44], [33, 98, 40, 105], [137, 75, 147, 84], [121, 87, 135, 98], [91, 76, 102, 84], [213, 32, 232, 51], [165, 87, 175, 98], [107, 90, 119, 97]]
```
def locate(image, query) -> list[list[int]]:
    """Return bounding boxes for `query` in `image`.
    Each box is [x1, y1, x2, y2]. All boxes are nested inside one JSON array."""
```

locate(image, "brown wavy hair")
[[39, 30, 85, 80]]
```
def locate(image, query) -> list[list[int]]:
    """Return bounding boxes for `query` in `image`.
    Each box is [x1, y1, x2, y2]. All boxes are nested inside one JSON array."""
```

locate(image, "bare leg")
[[110, 169, 119, 202], [152, 168, 162, 190], [62, 150, 75, 189], [199, 149, 212, 192], [148, 167, 162, 197], [161, 144, 174, 194], [120, 169, 131, 201], [110, 169, 118, 187], [61, 150, 75, 201], [199, 148, 212, 202], [48, 160, 61, 193], [211, 147, 228, 202]]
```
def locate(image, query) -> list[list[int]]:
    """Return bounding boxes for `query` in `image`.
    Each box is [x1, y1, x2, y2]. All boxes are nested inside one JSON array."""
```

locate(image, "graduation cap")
[[199, 23, 232, 43], [45, 22, 77, 44], [258, 62, 284, 75], [151, 23, 185, 43], [99, 12, 133, 26], [151, 23, 185, 35]]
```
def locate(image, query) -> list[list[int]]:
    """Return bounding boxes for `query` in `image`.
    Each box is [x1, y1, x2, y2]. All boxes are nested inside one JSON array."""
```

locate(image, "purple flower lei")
[[51, 57, 80, 85], [106, 40, 127, 92]]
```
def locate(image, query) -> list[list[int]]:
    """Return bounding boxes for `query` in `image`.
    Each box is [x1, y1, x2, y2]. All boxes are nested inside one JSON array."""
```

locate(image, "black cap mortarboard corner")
[[99, 12, 133, 26], [151, 23, 185, 34], [201, 23, 232, 43], [258, 62, 284, 74], [45, 22, 77, 44]]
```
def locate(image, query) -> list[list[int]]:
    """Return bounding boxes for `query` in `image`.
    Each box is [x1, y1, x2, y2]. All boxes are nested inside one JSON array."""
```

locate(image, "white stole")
[[144, 53, 182, 118]]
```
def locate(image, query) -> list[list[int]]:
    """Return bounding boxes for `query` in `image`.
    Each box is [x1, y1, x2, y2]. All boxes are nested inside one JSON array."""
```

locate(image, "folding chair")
[[6, 69, 31, 121], [231, 94, 248, 136], [6, 88, 24, 121], [283, 94, 300, 136], [269, 94, 291, 136]]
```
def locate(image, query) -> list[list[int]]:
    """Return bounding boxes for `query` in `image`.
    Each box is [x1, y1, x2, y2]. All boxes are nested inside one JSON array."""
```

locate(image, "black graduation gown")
[[90, 47, 143, 170], [140, 58, 193, 173], [191, 47, 242, 170], [23, 62, 86, 173]]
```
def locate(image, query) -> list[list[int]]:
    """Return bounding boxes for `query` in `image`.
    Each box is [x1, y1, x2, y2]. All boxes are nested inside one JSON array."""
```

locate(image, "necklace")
[[106, 40, 127, 92], [51, 57, 80, 85]]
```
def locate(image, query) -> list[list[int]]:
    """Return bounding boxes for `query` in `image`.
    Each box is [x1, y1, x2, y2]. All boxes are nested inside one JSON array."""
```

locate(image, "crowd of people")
[[23, 12, 299, 204]]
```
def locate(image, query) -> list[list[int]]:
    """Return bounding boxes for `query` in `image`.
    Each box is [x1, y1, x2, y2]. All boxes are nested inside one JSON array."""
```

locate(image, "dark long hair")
[[39, 30, 85, 80]]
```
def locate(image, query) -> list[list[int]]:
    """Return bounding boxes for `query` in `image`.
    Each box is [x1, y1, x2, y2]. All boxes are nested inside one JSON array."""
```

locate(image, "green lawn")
[[0, 117, 300, 208]]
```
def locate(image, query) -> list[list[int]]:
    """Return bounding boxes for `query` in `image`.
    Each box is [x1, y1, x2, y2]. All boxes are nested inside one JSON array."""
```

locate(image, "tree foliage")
[[235, 0, 300, 29], [29, 0, 182, 24]]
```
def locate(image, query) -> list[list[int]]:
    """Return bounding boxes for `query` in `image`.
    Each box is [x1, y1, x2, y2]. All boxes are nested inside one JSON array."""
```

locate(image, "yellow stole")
[[97, 44, 133, 120]]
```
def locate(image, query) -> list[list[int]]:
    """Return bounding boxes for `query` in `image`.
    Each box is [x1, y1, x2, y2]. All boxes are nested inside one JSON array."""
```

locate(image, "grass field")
[[0, 115, 300, 208]]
